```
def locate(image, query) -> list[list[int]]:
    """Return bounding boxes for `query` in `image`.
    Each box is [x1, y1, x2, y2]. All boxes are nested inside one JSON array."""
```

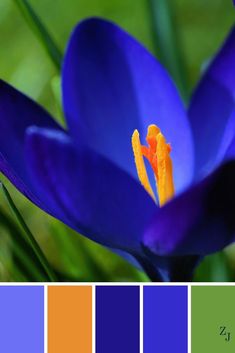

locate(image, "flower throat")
[[132, 124, 174, 206]]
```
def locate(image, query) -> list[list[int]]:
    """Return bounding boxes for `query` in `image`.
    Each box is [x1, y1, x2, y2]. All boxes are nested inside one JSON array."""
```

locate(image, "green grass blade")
[[1, 183, 57, 281], [13, 0, 62, 70], [148, 0, 189, 102], [0, 208, 47, 281], [11, 242, 47, 281]]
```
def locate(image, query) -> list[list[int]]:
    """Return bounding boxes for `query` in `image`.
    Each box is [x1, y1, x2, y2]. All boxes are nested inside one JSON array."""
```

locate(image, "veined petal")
[[188, 27, 235, 178], [62, 18, 194, 193], [143, 161, 235, 256], [25, 127, 157, 253], [0, 79, 62, 208]]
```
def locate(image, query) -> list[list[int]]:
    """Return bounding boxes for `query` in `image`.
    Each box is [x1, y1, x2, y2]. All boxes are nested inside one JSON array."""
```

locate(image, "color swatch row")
[[0, 285, 234, 352]]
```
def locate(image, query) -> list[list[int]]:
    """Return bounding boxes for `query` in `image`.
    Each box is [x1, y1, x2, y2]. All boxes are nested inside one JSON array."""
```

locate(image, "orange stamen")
[[131, 130, 156, 202], [131, 124, 175, 206]]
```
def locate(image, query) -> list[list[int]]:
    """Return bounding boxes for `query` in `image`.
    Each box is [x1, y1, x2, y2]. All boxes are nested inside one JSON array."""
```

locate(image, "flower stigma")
[[131, 124, 175, 206]]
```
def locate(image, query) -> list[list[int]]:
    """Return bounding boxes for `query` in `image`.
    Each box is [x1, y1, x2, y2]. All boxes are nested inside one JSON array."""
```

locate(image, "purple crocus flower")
[[1, 18, 235, 281]]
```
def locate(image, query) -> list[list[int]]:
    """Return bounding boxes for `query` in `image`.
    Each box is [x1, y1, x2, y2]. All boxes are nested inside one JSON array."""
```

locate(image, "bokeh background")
[[0, 0, 234, 281]]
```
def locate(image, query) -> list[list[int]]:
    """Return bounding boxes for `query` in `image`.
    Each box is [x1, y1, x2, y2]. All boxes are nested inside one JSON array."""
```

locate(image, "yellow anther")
[[131, 130, 156, 202], [156, 133, 175, 206], [131, 124, 175, 206]]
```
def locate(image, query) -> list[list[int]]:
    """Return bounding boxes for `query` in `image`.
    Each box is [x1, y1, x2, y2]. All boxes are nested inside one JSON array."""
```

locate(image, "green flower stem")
[[148, 0, 189, 102], [14, 0, 62, 70], [1, 183, 57, 282]]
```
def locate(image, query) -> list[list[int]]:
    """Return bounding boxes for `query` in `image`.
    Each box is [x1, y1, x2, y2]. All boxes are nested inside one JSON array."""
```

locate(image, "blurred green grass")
[[0, 0, 234, 281]]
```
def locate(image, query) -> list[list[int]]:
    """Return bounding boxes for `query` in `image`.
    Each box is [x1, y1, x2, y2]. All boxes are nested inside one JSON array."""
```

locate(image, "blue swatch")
[[144, 286, 188, 353], [0, 286, 44, 353]]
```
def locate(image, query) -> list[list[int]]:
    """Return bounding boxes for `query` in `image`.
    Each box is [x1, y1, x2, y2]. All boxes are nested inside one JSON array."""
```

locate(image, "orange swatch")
[[48, 286, 92, 353]]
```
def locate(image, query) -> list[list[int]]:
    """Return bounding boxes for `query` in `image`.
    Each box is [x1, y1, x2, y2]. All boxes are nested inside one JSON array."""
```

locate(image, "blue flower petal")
[[216, 109, 235, 162], [188, 27, 235, 179], [62, 18, 194, 193], [0, 80, 62, 208], [143, 161, 235, 256], [25, 127, 157, 253]]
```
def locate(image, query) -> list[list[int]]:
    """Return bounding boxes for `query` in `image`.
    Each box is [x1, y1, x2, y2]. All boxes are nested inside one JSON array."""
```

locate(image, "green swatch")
[[192, 286, 235, 352]]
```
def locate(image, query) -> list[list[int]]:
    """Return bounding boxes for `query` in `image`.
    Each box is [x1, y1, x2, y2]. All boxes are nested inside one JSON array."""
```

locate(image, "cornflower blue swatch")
[[96, 286, 139, 353], [144, 286, 188, 353], [0, 286, 44, 353]]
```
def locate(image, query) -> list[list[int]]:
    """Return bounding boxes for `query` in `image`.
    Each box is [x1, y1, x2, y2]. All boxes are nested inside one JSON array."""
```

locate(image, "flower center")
[[131, 124, 174, 206]]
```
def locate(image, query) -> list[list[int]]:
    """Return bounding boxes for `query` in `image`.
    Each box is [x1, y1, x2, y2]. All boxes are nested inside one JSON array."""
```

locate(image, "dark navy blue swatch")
[[96, 286, 139, 353]]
